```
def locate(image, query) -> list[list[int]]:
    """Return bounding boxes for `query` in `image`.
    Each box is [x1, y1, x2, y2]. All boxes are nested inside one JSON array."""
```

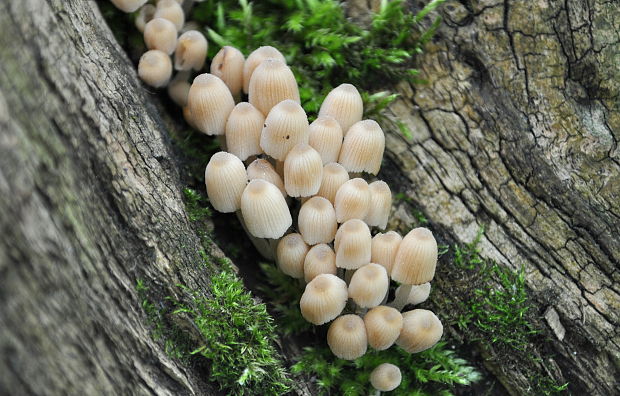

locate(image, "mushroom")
[[240, 179, 292, 239], [260, 100, 309, 161], [298, 196, 337, 245], [246, 158, 286, 197], [138, 50, 172, 88], [326, 314, 367, 360], [144, 18, 178, 55], [371, 231, 402, 276], [135, 4, 156, 33], [248, 59, 300, 116], [364, 306, 403, 350], [334, 219, 371, 270], [300, 274, 348, 325], [175, 30, 208, 71], [110, 0, 147, 13], [210, 46, 245, 99], [226, 103, 265, 161], [283, 144, 323, 197], [308, 115, 343, 164], [187, 73, 235, 135], [334, 178, 371, 223], [303, 244, 337, 282], [396, 309, 443, 353], [348, 263, 389, 309], [204, 152, 247, 213], [365, 181, 391, 229], [395, 282, 431, 306], [154, 0, 185, 31], [317, 162, 349, 204], [276, 233, 309, 279], [370, 363, 402, 393], [243, 46, 287, 94], [318, 83, 363, 135], [338, 119, 385, 175]]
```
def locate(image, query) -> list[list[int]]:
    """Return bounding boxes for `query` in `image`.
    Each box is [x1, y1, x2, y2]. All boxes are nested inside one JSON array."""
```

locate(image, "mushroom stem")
[[337, 267, 346, 280], [216, 135, 227, 151], [389, 283, 412, 311], [373, 390, 381, 396], [236, 211, 276, 260]]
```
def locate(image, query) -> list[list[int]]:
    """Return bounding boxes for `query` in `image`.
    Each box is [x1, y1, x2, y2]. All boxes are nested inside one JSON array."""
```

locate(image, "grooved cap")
[[188, 74, 235, 135], [211, 46, 245, 96], [365, 181, 391, 229], [371, 231, 402, 276], [300, 274, 348, 325], [334, 219, 371, 269], [319, 83, 363, 135], [243, 46, 286, 94], [391, 227, 437, 285], [327, 314, 367, 360], [154, 0, 185, 31], [283, 144, 323, 197], [303, 244, 337, 282], [175, 30, 208, 71], [396, 282, 431, 305], [348, 263, 389, 308], [249, 59, 300, 116], [204, 152, 247, 213], [260, 100, 309, 160], [138, 50, 172, 88], [334, 178, 370, 223], [276, 233, 309, 279], [226, 103, 265, 161], [144, 17, 177, 55], [317, 162, 349, 204], [338, 119, 385, 175], [364, 306, 403, 350], [298, 197, 337, 245], [370, 363, 402, 392], [396, 309, 443, 353], [308, 115, 343, 164], [240, 179, 292, 239], [246, 158, 285, 197]]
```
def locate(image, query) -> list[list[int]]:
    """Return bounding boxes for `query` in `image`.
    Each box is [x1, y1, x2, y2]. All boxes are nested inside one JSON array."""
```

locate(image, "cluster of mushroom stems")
[[112, 0, 444, 393]]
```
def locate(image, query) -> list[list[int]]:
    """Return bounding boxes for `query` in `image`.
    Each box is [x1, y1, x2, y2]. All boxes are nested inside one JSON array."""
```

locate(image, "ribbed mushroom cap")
[[210, 46, 245, 97], [300, 274, 348, 325], [318, 84, 363, 135], [111, 0, 147, 13], [276, 233, 309, 279], [365, 181, 391, 229], [243, 46, 287, 94], [246, 159, 286, 197], [154, 0, 185, 31], [167, 72, 191, 107], [144, 18, 177, 55], [370, 363, 402, 392], [317, 162, 349, 204], [303, 244, 337, 282], [371, 231, 402, 276], [396, 282, 431, 305], [260, 100, 309, 161], [334, 178, 371, 223], [308, 116, 343, 164], [338, 119, 385, 175], [283, 144, 323, 197], [226, 103, 265, 161], [297, 197, 336, 244], [138, 50, 173, 88], [204, 152, 247, 213], [364, 306, 403, 350], [396, 309, 443, 353], [348, 263, 389, 308], [391, 227, 438, 285], [135, 4, 156, 33], [175, 30, 208, 71], [334, 219, 371, 270], [240, 179, 292, 239], [327, 314, 367, 360], [187, 73, 235, 135], [249, 59, 300, 116]]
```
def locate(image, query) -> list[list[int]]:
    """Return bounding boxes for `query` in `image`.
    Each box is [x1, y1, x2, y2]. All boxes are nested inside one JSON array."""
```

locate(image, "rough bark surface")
[[374, 0, 619, 394]]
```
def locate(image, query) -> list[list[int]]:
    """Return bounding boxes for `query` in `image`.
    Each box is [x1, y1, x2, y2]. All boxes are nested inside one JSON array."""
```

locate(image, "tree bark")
[[378, 0, 619, 394]]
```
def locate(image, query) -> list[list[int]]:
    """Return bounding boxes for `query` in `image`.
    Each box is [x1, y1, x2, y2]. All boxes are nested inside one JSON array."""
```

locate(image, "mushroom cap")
[[175, 30, 208, 71], [391, 227, 438, 285], [138, 50, 172, 88], [334, 178, 371, 223], [300, 274, 348, 325], [144, 17, 177, 55], [396, 282, 432, 305], [348, 263, 389, 308], [246, 158, 286, 197], [154, 0, 185, 31], [167, 72, 191, 107], [111, 0, 147, 13], [226, 102, 265, 161], [204, 152, 247, 213], [260, 100, 309, 161], [364, 306, 403, 350], [334, 219, 371, 270], [283, 143, 323, 197], [318, 83, 363, 135], [371, 231, 402, 276], [249, 59, 300, 116], [276, 233, 309, 279], [338, 119, 385, 175], [243, 46, 287, 94], [298, 196, 337, 245], [370, 363, 402, 392], [396, 309, 443, 353], [317, 162, 349, 204], [210, 46, 245, 97], [365, 181, 391, 229], [187, 73, 235, 135], [303, 244, 337, 282], [327, 314, 367, 360], [240, 179, 292, 239], [308, 115, 343, 164]]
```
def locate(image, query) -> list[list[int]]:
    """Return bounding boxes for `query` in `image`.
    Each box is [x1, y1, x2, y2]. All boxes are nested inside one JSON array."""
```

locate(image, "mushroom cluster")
[[111, 0, 444, 392]]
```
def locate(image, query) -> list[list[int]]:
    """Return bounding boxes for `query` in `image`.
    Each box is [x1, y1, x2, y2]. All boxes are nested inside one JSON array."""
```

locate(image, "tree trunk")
[[379, 0, 619, 394]]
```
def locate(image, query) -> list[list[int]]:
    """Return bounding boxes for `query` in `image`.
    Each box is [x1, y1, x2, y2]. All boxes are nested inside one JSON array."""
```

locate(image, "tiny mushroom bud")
[[249, 59, 300, 116], [327, 314, 367, 360], [370, 363, 402, 392], [317, 162, 349, 204], [338, 119, 385, 175], [243, 46, 287, 94], [334, 219, 371, 270], [304, 244, 337, 282], [396, 282, 431, 306], [365, 181, 392, 229], [187, 74, 235, 135], [110, 0, 147, 13], [334, 178, 371, 223], [300, 274, 348, 325], [260, 99, 309, 160], [167, 71, 191, 107], [308, 115, 343, 164], [364, 306, 403, 350], [240, 179, 292, 239], [283, 144, 323, 197], [204, 152, 247, 213], [348, 263, 389, 308], [371, 231, 402, 276], [246, 159, 285, 197], [138, 50, 173, 88], [276, 233, 309, 279], [298, 196, 338, 245], [175, 30, 208, 71], [154, 0, 185, 31], [210, 46, 245, 98], [144, 17, 178, 55], [396, 309, 443, 353], [135, 4, 156, 33], [226, 103, 265, 161], [319, 83, 363, 135]]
